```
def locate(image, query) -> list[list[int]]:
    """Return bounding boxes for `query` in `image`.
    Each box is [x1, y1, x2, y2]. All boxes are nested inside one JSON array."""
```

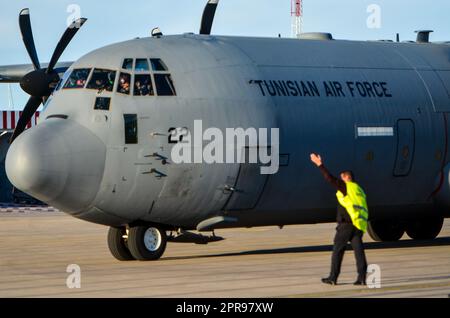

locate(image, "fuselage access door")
[[223, 146, 269, 211], [393, 119, 416, 177]]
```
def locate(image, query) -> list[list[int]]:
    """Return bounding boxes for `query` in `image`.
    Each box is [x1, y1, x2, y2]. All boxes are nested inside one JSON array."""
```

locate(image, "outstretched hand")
[[310, 153, 323, 167]]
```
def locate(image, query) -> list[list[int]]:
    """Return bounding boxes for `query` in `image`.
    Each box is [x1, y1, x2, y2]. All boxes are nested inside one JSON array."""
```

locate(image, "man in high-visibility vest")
[[310, 153, 368, 286]]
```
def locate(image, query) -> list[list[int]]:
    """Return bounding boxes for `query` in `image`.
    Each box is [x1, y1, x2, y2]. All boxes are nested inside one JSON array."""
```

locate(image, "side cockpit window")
[[55, 69, 71, 91], [154, 74, 176, 96], [63, 68, 91, 89], [86, 68, 116, 92], [151, 58, 176, 96]]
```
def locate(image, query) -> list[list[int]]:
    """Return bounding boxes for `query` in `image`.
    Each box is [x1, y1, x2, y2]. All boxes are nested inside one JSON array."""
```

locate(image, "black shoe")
[[353, 280, 366, 286], [321, 277, 337, 285]]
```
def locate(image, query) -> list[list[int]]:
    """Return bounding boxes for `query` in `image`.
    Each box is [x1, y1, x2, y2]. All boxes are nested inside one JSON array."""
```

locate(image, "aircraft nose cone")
[[6, 118, 106, 213]]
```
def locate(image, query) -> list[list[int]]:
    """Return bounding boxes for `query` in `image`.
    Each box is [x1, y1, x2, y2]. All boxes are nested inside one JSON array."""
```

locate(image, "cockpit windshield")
[[120, 57, 176, 96], [122, 58, 133, 70], [135, 59, 150, 72], [63, 68, 91, 89], [118, 73, 131, 95], [86, 69, 116, 92], [134, 74, 154, 96], [150, 59, 168, 71], [56, 58, 176, 97]]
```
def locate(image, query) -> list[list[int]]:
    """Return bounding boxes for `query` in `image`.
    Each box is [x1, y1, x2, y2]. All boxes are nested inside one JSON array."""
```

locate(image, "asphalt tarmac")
[[1, 209, 449, 298]]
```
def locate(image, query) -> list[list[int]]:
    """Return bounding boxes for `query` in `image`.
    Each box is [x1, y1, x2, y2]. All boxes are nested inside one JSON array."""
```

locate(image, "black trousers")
[[329, 222, 367, 281]]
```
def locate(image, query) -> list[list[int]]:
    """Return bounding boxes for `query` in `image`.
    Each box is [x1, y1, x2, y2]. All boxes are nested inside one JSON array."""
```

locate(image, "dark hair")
[[340, 170, 355, 181]]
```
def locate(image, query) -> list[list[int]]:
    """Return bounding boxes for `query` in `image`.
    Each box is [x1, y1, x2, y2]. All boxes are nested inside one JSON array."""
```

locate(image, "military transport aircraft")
[[1, 0, 449, 260]]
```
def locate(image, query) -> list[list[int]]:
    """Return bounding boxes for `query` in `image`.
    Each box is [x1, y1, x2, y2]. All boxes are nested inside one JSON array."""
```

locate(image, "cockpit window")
[[117, 72, 131, 95], [135, 59, 150, 72], [124, 114, 138, 144], [122, 58, 133, 70], [63, 68, 91, 89], [55, 69, 71, 91], [94, 97, 111, 110], [86, 68, 116, 92], [150, 59, 168, 71], [116, 57, 176, 97], [154, 74, 176, 96], [134, 74, 154, 96]]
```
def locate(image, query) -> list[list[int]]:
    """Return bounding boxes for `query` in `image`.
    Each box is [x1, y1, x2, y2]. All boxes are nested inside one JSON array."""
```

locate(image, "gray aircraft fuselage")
[[6, 34, 450, 230]]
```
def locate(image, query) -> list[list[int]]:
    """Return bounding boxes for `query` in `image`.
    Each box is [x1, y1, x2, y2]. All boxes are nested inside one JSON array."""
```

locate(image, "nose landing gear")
[[127, 226, 168, 261], [107, 225, 168, 261], [107, 227, 134, 261]]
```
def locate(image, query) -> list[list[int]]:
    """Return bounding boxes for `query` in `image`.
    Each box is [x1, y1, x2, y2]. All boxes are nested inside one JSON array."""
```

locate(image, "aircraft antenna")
[[291, 0, 303, 38], [8, 84, 15, 110]]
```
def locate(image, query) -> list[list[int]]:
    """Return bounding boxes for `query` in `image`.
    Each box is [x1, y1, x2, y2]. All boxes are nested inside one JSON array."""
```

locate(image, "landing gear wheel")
[[127, 225, 167, 261], [107, 227, 135, 261], [406, 216, 444, 240], [367, 220, 405, 242]]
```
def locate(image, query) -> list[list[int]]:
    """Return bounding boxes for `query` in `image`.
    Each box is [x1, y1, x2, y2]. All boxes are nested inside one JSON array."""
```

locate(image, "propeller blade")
[[19, 8, 41, 70], [46, 18, 87, 74], [200, 0, 219, 35], [10, 96, 42, 143]]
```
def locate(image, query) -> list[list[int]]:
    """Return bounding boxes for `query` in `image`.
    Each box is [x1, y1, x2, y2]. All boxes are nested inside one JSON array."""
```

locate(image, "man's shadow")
[[163, 236, 450, 261]]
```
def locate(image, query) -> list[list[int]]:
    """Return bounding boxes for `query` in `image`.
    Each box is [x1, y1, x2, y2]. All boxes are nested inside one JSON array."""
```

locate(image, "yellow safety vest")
[[336, 181, 369, 232]]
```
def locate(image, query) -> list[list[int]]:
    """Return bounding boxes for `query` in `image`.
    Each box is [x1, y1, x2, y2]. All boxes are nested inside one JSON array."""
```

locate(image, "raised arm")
[[310, 153, 347, 195]]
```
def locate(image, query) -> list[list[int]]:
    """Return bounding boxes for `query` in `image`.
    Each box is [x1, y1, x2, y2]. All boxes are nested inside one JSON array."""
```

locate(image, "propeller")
[[199, 0, 219, 35], [10, 8, 87, 143]]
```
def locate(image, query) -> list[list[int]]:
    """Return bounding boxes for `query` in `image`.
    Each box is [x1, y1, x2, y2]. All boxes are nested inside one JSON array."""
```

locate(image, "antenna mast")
[[8, 84, 15, 110], [291, 0, 303, 38]]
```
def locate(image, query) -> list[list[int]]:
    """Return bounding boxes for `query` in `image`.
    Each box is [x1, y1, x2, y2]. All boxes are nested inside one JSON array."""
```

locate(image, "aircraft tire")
[[127, 225, 167, 261], [406, 216, 444, 240], [367, 219, 404, 242], [107, 227, 135, 261]]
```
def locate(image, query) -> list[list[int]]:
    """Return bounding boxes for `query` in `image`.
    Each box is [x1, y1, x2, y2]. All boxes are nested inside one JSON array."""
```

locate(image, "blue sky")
[[1, 0, 450, 109]]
